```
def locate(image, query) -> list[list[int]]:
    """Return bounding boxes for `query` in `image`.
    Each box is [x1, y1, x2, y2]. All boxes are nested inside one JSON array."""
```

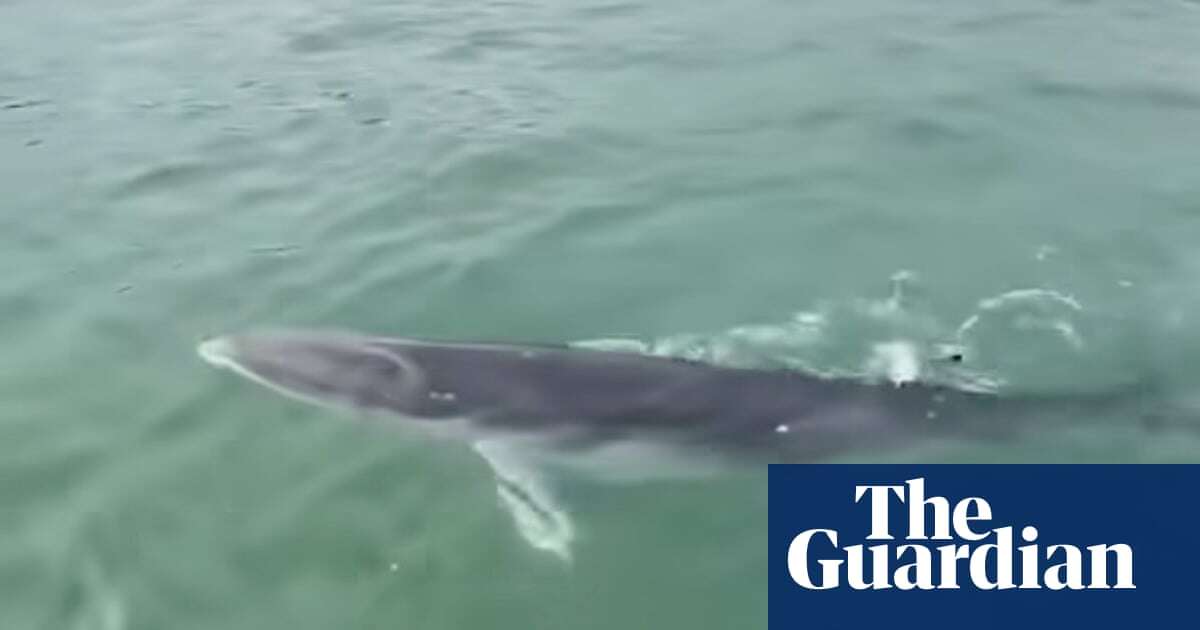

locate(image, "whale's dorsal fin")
[[473, 440, 575, 563]]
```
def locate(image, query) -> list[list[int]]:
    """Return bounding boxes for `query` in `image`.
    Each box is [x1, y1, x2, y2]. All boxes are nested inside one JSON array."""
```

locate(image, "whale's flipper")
[[473, 440, 575, 562]]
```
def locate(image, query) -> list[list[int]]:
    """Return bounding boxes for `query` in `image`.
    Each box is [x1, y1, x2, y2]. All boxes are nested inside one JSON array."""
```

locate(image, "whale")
[[196, 329, 1156, 559]]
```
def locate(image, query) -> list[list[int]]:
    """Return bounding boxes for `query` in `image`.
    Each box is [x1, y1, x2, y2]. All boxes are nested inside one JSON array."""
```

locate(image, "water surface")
[[4, 0, 1200, 628]]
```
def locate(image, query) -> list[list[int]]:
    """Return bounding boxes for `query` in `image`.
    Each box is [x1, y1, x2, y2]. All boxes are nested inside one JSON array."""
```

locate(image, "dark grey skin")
[[197, 329, 1142, 463], [198, 329, 1167, 559]]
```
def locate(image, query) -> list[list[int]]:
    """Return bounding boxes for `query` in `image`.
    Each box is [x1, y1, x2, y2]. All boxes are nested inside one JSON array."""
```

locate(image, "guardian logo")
[[769, 466, 1193, 628], [786, 478, 1135, 590]]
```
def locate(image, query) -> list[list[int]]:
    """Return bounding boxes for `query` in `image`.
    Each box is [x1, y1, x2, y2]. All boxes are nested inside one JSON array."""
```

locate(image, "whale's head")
[[198, 330, 431, 415]]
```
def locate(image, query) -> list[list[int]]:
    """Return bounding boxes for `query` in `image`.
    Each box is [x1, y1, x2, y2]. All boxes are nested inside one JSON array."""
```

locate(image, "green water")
[[4, 0, 1200, 627]]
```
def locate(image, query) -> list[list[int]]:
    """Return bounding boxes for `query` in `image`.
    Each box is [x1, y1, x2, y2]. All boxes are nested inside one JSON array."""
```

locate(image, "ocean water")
[[4, 0, 1200, 627]]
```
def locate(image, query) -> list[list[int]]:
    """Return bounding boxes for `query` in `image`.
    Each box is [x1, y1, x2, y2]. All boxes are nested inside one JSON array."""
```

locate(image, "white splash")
[[569, 338, 650, 354], [866, 340, 922, 386], [977, 288, 1082, 313], [957, 288, 1086, 350], [865, 270, 918, 318], [1050, 320, 1084, 350]]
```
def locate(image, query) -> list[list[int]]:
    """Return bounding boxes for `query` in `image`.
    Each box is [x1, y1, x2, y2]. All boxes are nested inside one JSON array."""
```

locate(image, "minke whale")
[[196, 329, 1154, 560]]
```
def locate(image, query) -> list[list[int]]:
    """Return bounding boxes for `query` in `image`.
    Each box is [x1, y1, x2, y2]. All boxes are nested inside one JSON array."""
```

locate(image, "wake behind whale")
[[196, 329, 1157, 560]]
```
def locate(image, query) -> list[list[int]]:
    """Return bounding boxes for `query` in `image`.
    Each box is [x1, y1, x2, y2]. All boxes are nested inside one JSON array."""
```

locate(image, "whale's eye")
[[350, 345, 427, 410], [339, 351, 415, 407]]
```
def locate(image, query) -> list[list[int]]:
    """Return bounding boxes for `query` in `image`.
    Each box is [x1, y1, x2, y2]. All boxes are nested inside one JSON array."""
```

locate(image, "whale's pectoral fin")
[[473, 440, 575, 563]]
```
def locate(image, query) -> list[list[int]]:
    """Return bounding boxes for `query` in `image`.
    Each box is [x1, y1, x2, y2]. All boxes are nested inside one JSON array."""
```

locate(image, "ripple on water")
[[952, 10, 1047, 33], [573, 2, 646, 19], [570, 272, 1129, 394], [1025, 77, 1200, 111], [111, 161, 217, 198], [55, 559, 127, 630]]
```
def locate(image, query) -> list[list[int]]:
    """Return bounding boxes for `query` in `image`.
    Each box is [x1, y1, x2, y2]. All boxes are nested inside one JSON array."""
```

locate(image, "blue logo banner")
[[768, 465, 1196, 628]]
